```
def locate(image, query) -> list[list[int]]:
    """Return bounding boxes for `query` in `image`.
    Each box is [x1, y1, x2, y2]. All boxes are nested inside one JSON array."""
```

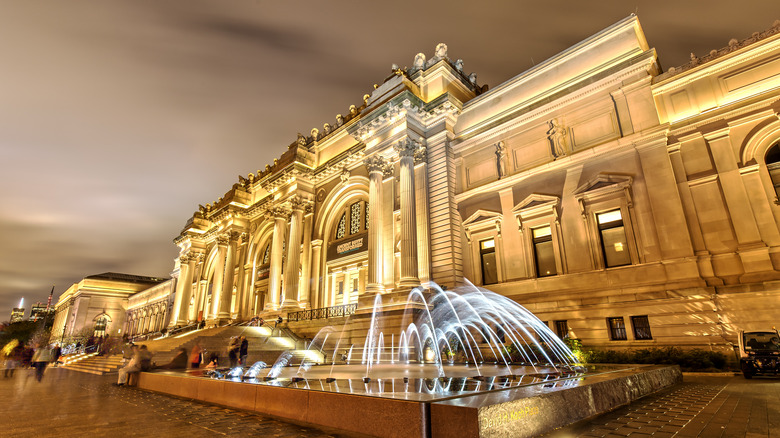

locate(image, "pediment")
[[462, 209, 503, 229], [512, 194, 560, 222], [573, 174, 632, 199]]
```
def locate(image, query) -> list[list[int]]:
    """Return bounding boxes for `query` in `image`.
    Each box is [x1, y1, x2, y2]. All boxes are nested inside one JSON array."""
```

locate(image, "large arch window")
[[333, 201, 369, 241], [766, 143, 780, 203]]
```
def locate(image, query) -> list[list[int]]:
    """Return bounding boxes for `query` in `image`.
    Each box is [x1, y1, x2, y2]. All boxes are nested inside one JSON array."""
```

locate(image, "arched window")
[[94, 315, 110, 337], [765, 143, 780, 202], [262, 242, 271, 265], [334, 201, 369, 240]]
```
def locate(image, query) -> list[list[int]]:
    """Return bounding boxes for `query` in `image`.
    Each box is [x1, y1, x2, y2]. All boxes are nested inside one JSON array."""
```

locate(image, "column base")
[[280, 299, 301, 312], [398, 277, 421, 289], [365, 283, 385, 294]]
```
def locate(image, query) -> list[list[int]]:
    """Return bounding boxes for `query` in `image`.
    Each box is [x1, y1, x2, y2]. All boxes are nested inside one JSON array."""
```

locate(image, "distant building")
[[51, 272, 169, 341], [10, 307, 24, 323], [29, 302, 54, 322]]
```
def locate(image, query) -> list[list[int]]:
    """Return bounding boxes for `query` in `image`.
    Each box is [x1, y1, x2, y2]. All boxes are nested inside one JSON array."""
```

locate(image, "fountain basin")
[[135, 364, 681, 437]]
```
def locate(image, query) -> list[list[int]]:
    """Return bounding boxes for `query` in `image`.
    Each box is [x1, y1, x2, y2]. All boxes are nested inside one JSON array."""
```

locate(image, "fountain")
[[141, 282, 681, 437], [263, 282, 582, 389]]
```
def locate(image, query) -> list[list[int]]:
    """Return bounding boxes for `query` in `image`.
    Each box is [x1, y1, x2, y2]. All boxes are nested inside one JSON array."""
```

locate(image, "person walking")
[[31, 343, 53, 382], [239, 336, 248, 366], [227, 337, 239, 368]]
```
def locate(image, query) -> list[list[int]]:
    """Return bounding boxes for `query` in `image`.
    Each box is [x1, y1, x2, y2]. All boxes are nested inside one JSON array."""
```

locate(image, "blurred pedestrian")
[[52, 344, 62, 367], [31, 343, 53, 382], [275, 316, 283, 327], [227, 337, 239, 368], [116, 345, 139, 386], [138, 345, 153, 371], [239, 336, 248, 366], [189, 341, 203, 369]]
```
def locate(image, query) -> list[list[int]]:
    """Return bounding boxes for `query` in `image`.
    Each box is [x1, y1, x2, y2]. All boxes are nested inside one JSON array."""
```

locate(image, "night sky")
[[2, 0, 779, 319]]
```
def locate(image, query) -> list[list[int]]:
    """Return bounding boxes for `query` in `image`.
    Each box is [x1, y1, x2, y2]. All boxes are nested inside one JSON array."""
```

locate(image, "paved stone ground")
[[545, 375, 780, 437], [5, 367, 780, 437], [1, 367, 364, 438]]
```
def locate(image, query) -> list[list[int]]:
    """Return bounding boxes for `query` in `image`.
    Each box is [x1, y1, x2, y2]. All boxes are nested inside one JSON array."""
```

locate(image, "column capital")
[[364, 155, 390, 173], [288, 195, 312, 212], [394, 138, 422, 158], [414, 144, 427, 165], [266, 206, 290, 221]]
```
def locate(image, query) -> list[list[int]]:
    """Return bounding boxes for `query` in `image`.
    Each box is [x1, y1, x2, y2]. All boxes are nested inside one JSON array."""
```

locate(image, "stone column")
[[364, 155, 387, 293], [217, 232, 238, 321], [282, 198, 305, 311], [395, 138, 421, 288], [310, 239, 323, 308], [171, 253, 189, 326], [175, 255, 197, 325], [240, 264, 252, 318], [298, 208, 314, 308], [266, 209, 287, 311], [210, 237, 228, 319], [234, 234, 247, 318], [414, 145, 431, 286]]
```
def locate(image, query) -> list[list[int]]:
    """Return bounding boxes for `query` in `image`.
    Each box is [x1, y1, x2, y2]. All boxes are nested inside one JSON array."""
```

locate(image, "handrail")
[[287, 303, 357, 322]]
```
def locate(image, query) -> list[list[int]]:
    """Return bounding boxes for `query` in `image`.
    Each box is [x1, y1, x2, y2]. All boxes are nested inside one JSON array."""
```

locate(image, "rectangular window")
[[607, 317, 627, 340], [480, 239, 498, 285], [597, 210, 631, 267], [631, 315, 653, 340], [337, 281, 344, 295], [352, 278, 358, 292], [554, 320, 568, 339], [532, 226, 557, 277]]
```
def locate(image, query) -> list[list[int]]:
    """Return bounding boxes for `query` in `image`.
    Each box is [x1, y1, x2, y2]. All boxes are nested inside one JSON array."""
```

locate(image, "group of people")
[[227, 336, 248, 368], [1, 340, 62, 382]]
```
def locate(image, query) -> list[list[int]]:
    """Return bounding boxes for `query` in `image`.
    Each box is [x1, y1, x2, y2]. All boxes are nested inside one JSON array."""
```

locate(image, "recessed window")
[[597, 210, 631, 267], [337, 281, 344, 295], [480, 239, 497, 285], [532, 226, 557, 277], [554, 320, 568, 339], [352, 278, 358, 292], [631, 315, 653, 340], [262, 243, 271, 265], [607, 317, 627, 341]]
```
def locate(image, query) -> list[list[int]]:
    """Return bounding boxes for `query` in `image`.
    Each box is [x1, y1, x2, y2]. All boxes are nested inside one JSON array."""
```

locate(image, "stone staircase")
[[61, 352, 126, 375], [59, 324, 324, 374]]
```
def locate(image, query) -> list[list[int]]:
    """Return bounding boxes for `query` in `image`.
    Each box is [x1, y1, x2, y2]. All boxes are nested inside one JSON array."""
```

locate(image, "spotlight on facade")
[[363, 377, 371, 383], [291, 377, 305, 383], [325, 377, 336, 383]]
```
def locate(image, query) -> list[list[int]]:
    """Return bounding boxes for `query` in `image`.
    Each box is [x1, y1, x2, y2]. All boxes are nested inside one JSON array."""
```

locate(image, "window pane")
[[336, 213, 346, 239], [350, 203, 361, 234], [481, 251, 497, 285], [480, 239, 495, 250], [607, 317, 627, 340], [532, 226, 552, 239], [364, 202, 369, 230], [601, 226, 631, 267], [554, 320, 568, 339], [534, 240, 557, 277], [631, 315, 653, 340], [597, 210, 622, 225]]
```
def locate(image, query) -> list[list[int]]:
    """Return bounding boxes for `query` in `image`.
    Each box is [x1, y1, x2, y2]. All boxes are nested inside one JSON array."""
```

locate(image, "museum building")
[[54, 16, 780, 351]]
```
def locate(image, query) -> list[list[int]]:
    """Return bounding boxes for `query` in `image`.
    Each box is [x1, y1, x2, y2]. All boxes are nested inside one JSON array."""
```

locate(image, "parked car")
[[737, 329, 780, 379]]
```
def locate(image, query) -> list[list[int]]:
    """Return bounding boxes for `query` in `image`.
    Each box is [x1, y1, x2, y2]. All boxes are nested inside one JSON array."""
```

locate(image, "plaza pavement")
[[1, 366, 364, 437], [3, 367, 779, 437], [545, 374, 780, 438]]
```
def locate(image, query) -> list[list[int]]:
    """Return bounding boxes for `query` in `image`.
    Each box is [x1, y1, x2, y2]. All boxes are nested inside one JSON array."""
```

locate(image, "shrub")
[[582, 346, 732, 372]]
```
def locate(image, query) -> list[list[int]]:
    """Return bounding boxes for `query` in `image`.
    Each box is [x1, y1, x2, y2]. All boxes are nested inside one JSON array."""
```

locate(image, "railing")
[[287, 303, 358, 322]]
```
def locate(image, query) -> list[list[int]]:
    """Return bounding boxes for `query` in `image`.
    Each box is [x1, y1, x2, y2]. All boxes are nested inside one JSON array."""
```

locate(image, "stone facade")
[[165, 15, 780, 351], [51, 272, 167, 341]]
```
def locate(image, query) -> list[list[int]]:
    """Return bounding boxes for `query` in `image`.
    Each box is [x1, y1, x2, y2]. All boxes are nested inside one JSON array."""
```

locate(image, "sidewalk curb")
[[682, 372, 740, 377]]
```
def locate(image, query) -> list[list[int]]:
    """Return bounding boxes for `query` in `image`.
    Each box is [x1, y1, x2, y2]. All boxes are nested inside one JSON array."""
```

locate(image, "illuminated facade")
[[167, 16, 780, 350], [51, 273, 167, 341], [10, 307, 24, 323], [29, 302, 54, 322]]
